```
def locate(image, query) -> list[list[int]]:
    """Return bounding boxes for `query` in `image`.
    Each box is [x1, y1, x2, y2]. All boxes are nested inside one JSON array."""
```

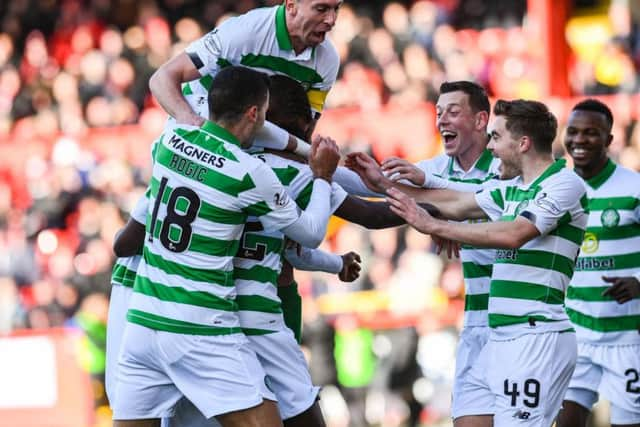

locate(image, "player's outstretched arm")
[[386, 187, 540, 249], [334, 195, 440, 229], [346, 152, 485, 220], [285, 247, 362, 282]]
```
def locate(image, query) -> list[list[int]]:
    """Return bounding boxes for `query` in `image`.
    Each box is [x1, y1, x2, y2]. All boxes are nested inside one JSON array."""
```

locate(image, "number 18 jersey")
[[126, 121, 301, 336]]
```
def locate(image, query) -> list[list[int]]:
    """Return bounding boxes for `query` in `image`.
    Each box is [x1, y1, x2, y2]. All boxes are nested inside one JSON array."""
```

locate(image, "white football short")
[[105, 284, 133, 404], [111, 322, 274, 421], [467, 331, 577, 426], [565, 342, 640, 425], [451, 326, 493, 419], [164, 328, 319, 426]]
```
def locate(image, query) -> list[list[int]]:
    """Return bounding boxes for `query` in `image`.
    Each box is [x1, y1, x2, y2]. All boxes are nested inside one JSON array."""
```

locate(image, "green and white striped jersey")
[[475, 159, 588, 339], [416, 150, 501, 327], [235, 153, 346, 336], [182, 5, 339, 116], [111, 256, 141, 289], [126, 121, 302, 336], [565, 160, 640, 344]]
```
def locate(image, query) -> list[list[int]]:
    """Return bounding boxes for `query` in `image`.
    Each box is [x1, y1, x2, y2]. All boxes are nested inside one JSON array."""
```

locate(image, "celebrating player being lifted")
[[349, 99, 587, 426], [150, 0, 343, 155]]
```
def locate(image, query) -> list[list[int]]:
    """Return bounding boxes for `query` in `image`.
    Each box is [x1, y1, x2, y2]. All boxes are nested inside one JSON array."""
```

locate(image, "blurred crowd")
[[1, 0, 639, 426]]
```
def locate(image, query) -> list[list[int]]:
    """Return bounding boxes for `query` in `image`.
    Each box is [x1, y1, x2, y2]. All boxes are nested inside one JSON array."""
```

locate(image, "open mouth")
[[440, 130, 458, 146]]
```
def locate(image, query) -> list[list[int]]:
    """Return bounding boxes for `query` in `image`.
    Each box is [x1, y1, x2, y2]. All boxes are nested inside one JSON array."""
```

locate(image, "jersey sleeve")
[[184, 14, 249, 77], [130, 194, 149, 225], [475, 183, 505, 221], [519, 174, 586, 236], [242, 162, 300, 232], [307, 44, 340, 113]]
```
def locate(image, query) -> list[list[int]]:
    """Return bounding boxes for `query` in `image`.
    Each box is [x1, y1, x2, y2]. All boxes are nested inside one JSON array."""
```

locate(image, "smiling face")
[[487, 115, 521, 179], [564, 109, 612, 179], [435, 90, 482, 159], [286, 0, 342, 50]]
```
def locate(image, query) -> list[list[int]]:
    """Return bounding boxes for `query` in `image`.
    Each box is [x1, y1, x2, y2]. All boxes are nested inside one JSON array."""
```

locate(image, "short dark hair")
[[208, 66, 270, 123], [571, 98, 613, 131], [266, 74, 311, 140], [439, 81, 490, 114], [493, 99, 558, 154]]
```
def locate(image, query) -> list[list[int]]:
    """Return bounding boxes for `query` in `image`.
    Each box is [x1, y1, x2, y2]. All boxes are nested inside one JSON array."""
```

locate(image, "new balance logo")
[[513, 410, 531, 420]]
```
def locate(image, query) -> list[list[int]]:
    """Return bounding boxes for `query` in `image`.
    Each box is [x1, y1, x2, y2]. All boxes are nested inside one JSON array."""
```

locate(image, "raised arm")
[[149, 52, 203, 126]]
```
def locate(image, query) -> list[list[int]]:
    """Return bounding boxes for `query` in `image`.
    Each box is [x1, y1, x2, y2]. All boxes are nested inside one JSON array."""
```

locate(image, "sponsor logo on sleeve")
[[534, 192, 561, 216]]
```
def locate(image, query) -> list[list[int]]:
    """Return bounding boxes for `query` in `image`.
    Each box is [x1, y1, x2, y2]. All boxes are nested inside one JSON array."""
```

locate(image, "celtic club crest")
[[600, 208, 620, 228]]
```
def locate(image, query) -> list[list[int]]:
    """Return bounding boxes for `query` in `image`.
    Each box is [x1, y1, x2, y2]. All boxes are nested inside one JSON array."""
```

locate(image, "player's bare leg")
[[283, 401, 326, 427], [454, 415, 493, 427], [556, 400, 589, 427], [113, 419, 161, 427], [217, 400, 282, 427]]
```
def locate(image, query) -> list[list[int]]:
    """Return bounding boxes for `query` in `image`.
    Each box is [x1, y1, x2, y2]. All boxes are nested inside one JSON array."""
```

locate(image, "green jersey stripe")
[[490, 188, 504, 209], [242, 327, 275, 336], [437, 174, 497, 184], [489, 313, 564, 328], [150, 177, 246, 225], [585, 224, 640, 240], [240, 54, 323, 86], [566, 286, 640, 302], [147, 218, 240, 257], [495, 249, 575, 278], [112, 264, 137, 287], [134, 275, 238, 311], [235, 295, 282, 313], [575, 252, 640, 271], [549, 223, 586, 245], [462, 262, 492, 279], [272, 165, 300, 186], [127, 309, 241, 335], [244, 201, 272, 216], [588, 196, 639, 211], [143, 247, 234, 287], [505, 186, 541, 202], [234, 265, 279, 285], [295, 181, 313, 210], [566, 307, 640, 332], [491, 280, 565, 304], [156, 144, 255, 196], [464, 293, 489, 311]]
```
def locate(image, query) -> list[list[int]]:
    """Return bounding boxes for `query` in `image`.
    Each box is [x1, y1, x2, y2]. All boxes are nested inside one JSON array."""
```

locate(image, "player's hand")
[[601, 276, 640, 304], [339, 252, 362, 282], [309, 135, 340, 182], [386, 187, 435, 234], [381, 157, 426, 186], [433, 235, 460, 259], [345, 152, 390, 193]]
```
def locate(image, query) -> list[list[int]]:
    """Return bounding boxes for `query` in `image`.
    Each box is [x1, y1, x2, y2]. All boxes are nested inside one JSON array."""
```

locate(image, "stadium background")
[[0, 0, 639, 426]]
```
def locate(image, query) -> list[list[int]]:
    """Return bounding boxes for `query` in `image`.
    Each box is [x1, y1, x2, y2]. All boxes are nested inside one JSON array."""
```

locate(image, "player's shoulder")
[[416, 154, 450, 174], [316, 37, 340, 64], [612, 162, 640, 182]]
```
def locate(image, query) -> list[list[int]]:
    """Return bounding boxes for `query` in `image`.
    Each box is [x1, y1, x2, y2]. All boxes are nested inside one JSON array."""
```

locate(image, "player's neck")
[[521, 154, 555, 185], [215, 119, 252, 148], [456, 137, 488, 172]]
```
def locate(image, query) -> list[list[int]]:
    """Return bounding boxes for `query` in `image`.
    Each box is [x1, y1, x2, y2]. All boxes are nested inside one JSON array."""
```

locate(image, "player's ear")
[[246, 105, 258, 122], [475, 110, 489, 131], [519, 135, 532, 153]]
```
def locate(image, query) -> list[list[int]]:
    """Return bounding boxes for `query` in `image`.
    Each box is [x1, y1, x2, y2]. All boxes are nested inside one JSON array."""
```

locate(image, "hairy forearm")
[[429, 220, 529, 249]]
